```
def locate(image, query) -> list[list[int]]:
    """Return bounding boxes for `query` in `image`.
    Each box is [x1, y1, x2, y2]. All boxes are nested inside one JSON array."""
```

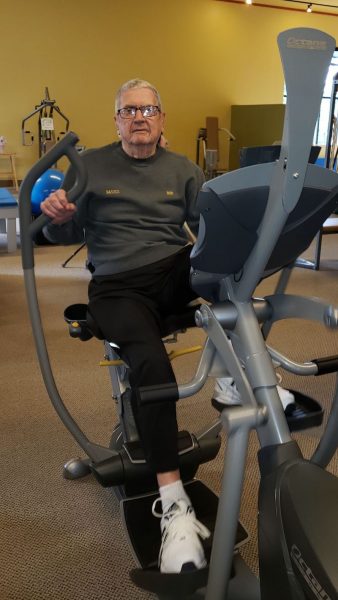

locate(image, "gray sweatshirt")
[[44, 142, 204, 276]]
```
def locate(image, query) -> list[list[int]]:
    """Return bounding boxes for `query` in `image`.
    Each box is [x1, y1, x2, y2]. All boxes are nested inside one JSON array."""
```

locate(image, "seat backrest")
[[190, 162, 338, 302]]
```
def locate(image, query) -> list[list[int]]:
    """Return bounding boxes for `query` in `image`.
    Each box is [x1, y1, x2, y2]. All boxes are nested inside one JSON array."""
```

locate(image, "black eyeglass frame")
[[116, 105, 161, 119]]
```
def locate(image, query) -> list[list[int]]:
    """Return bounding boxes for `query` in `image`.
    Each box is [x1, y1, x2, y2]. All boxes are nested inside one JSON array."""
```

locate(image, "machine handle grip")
[[312, 355, 338, 375], [137, 382, 179, 406], [19, 131, 88, 269]]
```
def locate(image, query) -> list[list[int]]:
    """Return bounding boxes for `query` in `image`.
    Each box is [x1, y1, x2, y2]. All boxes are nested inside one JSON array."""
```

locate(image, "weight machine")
[[22, 87, 70, 157]]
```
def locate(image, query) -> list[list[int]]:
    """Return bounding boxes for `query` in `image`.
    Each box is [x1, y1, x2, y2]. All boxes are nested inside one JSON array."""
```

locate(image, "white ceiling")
[[229, 0, 338, 11]]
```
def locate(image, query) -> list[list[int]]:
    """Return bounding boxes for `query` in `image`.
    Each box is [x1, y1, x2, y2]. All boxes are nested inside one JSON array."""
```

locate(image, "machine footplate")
[[284, 390, 323, 431], [212, 389, 323, 432], [130, 564, 209, 598], [122, 479, 249, 572], [130, 554, 259, 598]]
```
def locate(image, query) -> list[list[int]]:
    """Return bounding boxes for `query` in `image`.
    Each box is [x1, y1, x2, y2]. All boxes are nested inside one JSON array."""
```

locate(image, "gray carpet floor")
[[1, 231, 337, 599]]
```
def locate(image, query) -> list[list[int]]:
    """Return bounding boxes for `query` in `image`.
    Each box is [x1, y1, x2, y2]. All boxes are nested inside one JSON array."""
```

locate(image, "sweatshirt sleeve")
[[42, 220, 85, 245], [42, 165, 86, 245], [185, 162, 205, 237]]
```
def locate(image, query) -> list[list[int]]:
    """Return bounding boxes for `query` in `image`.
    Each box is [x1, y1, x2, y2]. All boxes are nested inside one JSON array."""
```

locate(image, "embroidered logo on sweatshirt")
[[106, 189, 120, 195]]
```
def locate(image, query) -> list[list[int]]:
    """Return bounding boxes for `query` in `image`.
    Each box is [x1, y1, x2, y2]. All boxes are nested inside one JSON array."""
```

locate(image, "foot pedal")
[[285, 390, 323, 431], [212, 391, 323, 432], [122, 479, 249, 572], [130, 565, 209, 598]]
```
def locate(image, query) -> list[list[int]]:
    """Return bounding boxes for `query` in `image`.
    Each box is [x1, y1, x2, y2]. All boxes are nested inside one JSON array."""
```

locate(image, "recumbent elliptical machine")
[[19, 27, 338, 600]]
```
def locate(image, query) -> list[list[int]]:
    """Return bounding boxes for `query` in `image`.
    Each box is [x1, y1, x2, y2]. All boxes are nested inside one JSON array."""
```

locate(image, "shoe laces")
[[152, 498, 210, 541], [214, 378, 241, 405]]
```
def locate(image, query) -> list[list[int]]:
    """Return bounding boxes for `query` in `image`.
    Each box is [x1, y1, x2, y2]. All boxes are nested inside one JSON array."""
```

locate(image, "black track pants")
[[88, 246, 197, 474]]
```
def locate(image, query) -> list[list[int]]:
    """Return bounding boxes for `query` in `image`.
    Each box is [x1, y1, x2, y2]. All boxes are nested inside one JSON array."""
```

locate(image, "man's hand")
[[40, 189, 77, 224]]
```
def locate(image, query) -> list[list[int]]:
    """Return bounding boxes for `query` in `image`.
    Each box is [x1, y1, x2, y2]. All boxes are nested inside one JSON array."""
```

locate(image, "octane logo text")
[[287, 37, 327, 51], [291, 544, 331, 600]]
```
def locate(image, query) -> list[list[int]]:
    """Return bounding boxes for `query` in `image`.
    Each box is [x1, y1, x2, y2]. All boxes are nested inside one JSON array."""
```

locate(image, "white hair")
[[115, 79, 162, 112]]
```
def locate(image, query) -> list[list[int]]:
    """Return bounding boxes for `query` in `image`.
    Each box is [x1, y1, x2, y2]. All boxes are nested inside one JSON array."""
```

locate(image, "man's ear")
[[114, 115, 120, 137]]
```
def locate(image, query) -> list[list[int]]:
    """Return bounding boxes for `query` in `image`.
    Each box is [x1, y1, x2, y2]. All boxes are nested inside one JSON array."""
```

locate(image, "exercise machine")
[[19, 27, 338, 600], [22, 87, 70, 157]]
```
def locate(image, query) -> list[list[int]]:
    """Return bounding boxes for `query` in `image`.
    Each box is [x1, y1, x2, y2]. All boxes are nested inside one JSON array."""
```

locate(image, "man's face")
[[115, 87, 165, 155]]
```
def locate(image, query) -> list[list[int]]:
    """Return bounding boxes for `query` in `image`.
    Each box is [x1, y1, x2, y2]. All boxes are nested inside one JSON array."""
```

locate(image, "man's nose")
[[134, 108, 145, 120]]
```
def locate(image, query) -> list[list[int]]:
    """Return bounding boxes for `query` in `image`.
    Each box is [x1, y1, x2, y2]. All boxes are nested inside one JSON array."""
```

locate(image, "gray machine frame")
[[185, 27, 338, 599]]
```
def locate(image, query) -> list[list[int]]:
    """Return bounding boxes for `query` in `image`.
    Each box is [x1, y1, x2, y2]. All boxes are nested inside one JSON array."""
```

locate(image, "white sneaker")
[[213, 378, 295, 411], [213, 377, 242, 406], [152, 498, 210, 573]]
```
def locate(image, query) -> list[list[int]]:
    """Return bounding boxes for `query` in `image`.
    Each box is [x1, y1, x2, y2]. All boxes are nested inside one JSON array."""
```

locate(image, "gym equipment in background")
[[22, 87, 70, 157], [19, 28, 338, 600], [0, 188, 19, 252], [30, 168, 64, 216], [61, 242, 87, 268], [196, 117, 235, 180], [239, 144, 321, 168]]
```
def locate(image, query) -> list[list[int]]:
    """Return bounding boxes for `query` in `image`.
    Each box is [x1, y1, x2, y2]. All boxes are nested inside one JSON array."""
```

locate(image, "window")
[[283, 49, 338, 147]]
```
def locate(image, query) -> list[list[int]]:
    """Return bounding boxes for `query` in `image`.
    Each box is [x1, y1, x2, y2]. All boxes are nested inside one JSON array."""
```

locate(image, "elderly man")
[[40, 79, 210, 574]]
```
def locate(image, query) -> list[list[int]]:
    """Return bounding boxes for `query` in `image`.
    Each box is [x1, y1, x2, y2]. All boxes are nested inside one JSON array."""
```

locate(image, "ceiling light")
[[306, 3, 313, 10]]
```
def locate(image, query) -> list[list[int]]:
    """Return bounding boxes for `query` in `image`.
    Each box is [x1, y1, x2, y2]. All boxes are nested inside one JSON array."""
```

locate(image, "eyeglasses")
[[117, 105, 160, 119]]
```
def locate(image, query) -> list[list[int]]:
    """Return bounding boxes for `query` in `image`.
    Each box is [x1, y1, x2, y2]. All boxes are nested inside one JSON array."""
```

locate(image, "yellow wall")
[[1, 0, 338, 178]]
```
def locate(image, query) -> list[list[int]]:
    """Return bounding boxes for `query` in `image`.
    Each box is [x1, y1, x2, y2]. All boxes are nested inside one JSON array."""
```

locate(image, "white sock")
[[159, 480, 190, 513]]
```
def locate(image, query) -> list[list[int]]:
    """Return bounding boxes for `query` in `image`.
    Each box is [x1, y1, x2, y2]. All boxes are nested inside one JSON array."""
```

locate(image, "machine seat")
[[64, 302, 198, 342]]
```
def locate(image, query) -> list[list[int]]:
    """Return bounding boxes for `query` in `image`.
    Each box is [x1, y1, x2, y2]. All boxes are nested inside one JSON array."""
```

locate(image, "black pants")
[[88, 246, 197, 474]]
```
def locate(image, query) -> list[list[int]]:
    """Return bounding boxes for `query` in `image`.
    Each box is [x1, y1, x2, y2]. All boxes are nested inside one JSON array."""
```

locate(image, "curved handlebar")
[[19, 131, 88, 269]]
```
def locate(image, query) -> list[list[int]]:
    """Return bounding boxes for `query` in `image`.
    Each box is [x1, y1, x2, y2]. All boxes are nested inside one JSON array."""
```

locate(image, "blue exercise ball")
[[31, 168, 65, 216]]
